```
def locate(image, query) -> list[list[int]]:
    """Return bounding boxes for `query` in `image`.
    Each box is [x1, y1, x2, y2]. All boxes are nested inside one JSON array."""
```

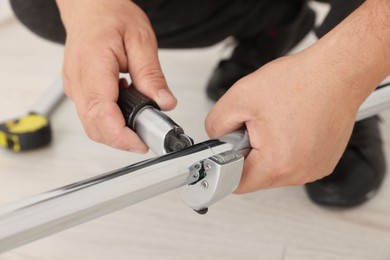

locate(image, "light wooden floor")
[[0, 2, 389, 260]]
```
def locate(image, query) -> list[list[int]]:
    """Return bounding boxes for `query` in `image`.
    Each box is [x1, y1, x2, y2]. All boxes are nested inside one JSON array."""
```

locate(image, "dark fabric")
[[10, 0, 365, 47], [133, 0, 304, 48], [10, 0, 65, 44], [9, 0, 303, 47]]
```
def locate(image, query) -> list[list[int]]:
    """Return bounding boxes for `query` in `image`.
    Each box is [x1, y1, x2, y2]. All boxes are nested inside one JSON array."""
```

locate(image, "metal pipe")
[[0, 133, 248, 253], [134, 107, 190, 155]]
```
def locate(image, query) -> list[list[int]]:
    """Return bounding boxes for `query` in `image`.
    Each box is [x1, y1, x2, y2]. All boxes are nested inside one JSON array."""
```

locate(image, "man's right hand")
[[56, 0, 177, 152]]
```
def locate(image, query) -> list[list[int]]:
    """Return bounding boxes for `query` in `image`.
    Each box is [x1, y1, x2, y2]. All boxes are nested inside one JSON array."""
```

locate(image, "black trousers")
[[10, 0, 364, 48]]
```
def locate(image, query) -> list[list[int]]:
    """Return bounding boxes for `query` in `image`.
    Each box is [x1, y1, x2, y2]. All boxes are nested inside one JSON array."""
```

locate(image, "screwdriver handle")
[[117, 85, 160, 130]]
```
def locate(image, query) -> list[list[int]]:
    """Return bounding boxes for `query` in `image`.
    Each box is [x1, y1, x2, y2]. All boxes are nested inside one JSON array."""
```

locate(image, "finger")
[[124, 23, 177, 111], [234, 149, 289, 194], [81, 101, 148, 152], [205, 85, 250, 138], [234, 150, 271, 194], [76, 54, 148, 152]]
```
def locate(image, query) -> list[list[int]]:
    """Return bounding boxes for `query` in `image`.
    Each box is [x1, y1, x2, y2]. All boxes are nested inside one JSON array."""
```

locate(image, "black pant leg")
[[135, 0, 306, 48], [10, 0, 65, 44], [9, 0, 304, 48]]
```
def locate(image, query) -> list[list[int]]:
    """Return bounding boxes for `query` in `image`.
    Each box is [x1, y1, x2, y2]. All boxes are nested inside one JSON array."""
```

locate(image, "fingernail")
[[157, 89, 176, 107]]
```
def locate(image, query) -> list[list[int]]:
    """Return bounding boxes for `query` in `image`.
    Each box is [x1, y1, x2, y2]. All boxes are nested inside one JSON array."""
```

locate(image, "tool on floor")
[[0, 82, 390, 253], [0, 77, 65, 152]]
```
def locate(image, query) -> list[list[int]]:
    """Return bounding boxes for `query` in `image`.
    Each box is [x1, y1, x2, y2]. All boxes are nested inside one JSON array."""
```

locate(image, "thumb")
[[205, 86, 249, 138], [125, 26, 176, 111]]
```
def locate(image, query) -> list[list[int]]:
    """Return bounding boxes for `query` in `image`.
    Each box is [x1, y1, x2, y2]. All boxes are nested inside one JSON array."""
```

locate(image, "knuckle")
[[80, 101, 126, 149], [85, 100, 101, 119], [78, 106, 103, 143], [102, 123, 121, 144], [84, 126, 100, 142], [81, 98, 105, 125], [134, 26, 156, 46], [136, 65, 166, 87], [107, 134, 125, 150], [125, 24, 156, 49]]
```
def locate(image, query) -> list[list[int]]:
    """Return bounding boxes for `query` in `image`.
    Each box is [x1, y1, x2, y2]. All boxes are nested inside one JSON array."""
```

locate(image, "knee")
[[10, 0, 66, 44]]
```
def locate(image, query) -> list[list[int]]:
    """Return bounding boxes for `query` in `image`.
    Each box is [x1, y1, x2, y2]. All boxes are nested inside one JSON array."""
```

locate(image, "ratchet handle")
[[117, 84, 193, 155], [117, 85, 160, 130]]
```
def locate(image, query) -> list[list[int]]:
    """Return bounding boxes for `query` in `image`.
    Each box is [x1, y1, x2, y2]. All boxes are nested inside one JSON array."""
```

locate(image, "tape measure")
[[0, 113, 51, 152]]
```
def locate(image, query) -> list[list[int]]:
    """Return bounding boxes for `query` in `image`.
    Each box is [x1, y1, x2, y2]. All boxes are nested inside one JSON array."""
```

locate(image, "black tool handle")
[[117, 85, 160, 129]]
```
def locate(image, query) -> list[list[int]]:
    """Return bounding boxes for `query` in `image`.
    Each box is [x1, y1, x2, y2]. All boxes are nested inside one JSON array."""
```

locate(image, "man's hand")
[[205, 51, 361, 193], [206, 0, 390, 194], [56, 0, 176, 152]]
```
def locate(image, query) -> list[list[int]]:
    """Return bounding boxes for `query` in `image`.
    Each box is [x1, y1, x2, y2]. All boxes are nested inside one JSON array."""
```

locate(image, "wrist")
[[302, 0, 390, 112], [55, 0, 112, 29], [56, 0, 139, 32]]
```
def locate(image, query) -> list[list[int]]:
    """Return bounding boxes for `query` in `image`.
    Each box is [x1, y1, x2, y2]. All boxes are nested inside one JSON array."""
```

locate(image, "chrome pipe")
[[0, 132, 249, 253], [134, 107, 189, 155]]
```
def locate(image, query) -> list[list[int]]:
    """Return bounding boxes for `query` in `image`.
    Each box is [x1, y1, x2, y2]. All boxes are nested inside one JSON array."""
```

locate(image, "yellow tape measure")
[[0, 114, 51, 152]]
